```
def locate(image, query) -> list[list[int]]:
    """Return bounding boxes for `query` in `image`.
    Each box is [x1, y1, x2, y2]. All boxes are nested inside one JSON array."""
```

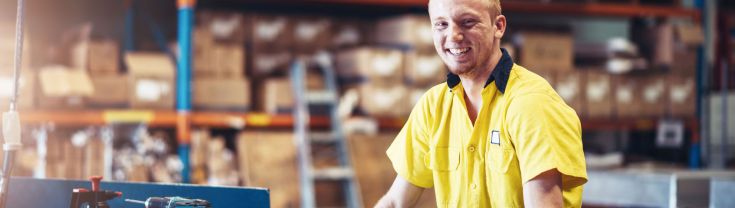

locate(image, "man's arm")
[[523, 169, 563, 208], [375, 176, 425, 208]]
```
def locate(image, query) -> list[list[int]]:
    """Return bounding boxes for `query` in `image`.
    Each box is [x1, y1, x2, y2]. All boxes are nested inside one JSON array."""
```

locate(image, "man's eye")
[[434, 22, 448, 29], [463, 19, 477, 27]]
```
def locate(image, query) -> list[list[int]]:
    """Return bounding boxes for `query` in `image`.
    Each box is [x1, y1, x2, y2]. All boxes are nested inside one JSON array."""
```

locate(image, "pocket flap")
[[426, 147, 460, 171]]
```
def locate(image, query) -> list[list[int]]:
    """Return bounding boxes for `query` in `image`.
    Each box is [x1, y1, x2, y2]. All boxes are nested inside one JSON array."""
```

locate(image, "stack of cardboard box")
[[251, 14, 293, 77], [86, 39, 128, 108], [237, 131, 300, 208], [375, 15, 445, 109], [193, 12, 250, 111], [337, 47, 411, 117], [126, 52, 175, 109], [516, 31, 583, 115], [585, 69, 613, 117]]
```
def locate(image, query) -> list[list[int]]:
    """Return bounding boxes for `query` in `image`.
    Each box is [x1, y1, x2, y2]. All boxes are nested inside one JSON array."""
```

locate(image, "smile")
[[446, 47, 471, 56]]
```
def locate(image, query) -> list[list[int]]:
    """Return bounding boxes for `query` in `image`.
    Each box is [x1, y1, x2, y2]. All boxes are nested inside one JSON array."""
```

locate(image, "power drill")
[[125, 196, 210, 208]]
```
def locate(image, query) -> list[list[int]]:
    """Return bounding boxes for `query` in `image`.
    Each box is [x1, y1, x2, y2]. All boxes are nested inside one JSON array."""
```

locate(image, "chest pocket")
[[425, 147, 461, 172], [488, 146, 514, 173]]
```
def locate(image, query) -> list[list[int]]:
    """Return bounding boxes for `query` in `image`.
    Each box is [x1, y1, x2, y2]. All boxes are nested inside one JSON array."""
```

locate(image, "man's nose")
[[447, 23, 463, 42]]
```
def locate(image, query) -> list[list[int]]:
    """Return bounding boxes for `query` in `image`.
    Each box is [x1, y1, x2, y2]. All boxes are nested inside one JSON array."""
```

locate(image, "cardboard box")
[[640, 76, 668, 117], [671, 46, 697, 76], [358, 83, 410, 117], [38, 67, 94, 97], [517, 31, 574, 72], [0, 72, 35, 110], [198, 11, 248, 43], [125, 52, 175, 77], [375, 15, 433, 50], [214, 45, 245, 78], [129, 75, 174, 109], [335, 47, 404, 84], [585, 70, 613, 118], [406, 49, 445, 86], [674, 23, 704, 46], [252, 15, 293, 51], [261, 78, 293, 114], [292, 16, 333, 53], [37, 67, 94, 109], [331, 19, 369, 48], [193, 28, 216, 77], [88, 40, 120, 75], [554, 71, 584, 115], [88, 74, 128, 107], [613, 75, 641, 118], [237, 132, 299, 208], [251, 50, 291, 77], [668, 75, 696, 117], [125, 52, 175, 109], [193, 78, 250, 110]]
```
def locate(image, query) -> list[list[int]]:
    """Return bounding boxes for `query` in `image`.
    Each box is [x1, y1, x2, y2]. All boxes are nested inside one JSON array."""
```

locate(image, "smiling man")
[[375, 0, 588, 207]]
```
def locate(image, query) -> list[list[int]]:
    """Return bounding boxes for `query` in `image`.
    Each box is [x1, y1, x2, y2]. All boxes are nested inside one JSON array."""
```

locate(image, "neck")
[[459, 48, 502, 98]]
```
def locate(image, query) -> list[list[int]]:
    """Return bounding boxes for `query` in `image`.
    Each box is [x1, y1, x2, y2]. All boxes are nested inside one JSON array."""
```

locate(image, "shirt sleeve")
[[385, 91, 434, 188], [505, 93, 587, 189]]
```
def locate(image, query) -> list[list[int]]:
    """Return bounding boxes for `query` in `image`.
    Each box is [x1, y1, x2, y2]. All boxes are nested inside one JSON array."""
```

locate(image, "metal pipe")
[[721, 60, 729, 168], [9, 0, 25, 112], [0, 152, 16, 208], [176, 0, 195, 183], [0, 0, 26, 206]]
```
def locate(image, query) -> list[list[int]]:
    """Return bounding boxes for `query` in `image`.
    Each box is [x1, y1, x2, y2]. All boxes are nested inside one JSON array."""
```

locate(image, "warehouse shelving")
[[205, 0, 700, 19]]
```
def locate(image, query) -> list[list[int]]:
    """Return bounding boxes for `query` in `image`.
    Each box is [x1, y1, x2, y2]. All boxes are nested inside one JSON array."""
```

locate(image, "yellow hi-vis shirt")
[[387, 49, 587, 207]]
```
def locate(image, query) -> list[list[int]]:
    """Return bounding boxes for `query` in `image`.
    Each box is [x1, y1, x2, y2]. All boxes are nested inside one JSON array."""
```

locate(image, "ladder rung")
[[310, 132, 337, 143], [312, 167, 354, 180], [306, 91, 337, 104]]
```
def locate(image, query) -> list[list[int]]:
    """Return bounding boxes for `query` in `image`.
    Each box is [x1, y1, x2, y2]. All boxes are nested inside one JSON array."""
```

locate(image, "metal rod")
[[0, 0, 26, 206], [721, 60, 729, 168], [0, 152, 17, 208], [124, 199, 146, 204], [9, 0, 25, 112]]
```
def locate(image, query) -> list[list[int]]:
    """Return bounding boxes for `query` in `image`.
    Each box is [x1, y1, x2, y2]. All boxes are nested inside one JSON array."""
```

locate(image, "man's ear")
[[494, 15, 507, 39]]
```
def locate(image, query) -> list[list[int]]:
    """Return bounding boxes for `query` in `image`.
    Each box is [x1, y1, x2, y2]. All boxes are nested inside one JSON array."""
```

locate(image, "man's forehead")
[[428, 0, 491, 16], [429, 0, 491, 9]]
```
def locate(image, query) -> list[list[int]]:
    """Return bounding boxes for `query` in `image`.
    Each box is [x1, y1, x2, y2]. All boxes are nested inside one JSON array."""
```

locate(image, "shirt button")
[[468, 145, 475, 152], [471, 183, 477, 190]]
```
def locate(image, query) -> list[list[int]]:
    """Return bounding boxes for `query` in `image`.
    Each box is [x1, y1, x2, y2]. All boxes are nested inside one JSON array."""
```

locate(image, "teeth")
[[448, 48, 469, 55]]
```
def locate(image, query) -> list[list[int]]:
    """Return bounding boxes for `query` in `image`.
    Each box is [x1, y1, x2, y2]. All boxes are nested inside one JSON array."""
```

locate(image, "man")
[[375, 0, 587, 207]]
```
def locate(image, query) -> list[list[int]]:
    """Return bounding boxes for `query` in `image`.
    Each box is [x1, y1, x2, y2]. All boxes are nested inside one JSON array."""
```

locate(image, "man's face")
[[429, 0, 500, 76]]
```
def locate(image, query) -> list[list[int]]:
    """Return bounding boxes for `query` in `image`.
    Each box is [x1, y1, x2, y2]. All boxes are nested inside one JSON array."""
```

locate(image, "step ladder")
[[290, 52, 363, 208]]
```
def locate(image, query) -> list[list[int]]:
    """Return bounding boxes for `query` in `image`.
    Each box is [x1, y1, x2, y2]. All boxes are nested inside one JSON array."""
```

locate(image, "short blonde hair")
[[489, 0, 502, 17]]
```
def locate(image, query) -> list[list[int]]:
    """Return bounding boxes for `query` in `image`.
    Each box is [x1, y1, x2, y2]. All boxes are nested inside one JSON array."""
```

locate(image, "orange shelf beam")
[[16, 111, 331, 128]]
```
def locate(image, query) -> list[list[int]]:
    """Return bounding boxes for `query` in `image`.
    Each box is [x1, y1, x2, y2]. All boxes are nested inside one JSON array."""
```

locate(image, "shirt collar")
[[446, 48, 513, 94]]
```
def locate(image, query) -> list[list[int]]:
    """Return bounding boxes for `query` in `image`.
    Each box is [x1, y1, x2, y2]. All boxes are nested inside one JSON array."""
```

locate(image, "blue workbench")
[[5, 177, 269, 208]]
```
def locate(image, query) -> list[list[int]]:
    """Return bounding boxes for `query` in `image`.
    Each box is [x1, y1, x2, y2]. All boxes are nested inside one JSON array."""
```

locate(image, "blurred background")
[[0, 0, 733, 207]]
